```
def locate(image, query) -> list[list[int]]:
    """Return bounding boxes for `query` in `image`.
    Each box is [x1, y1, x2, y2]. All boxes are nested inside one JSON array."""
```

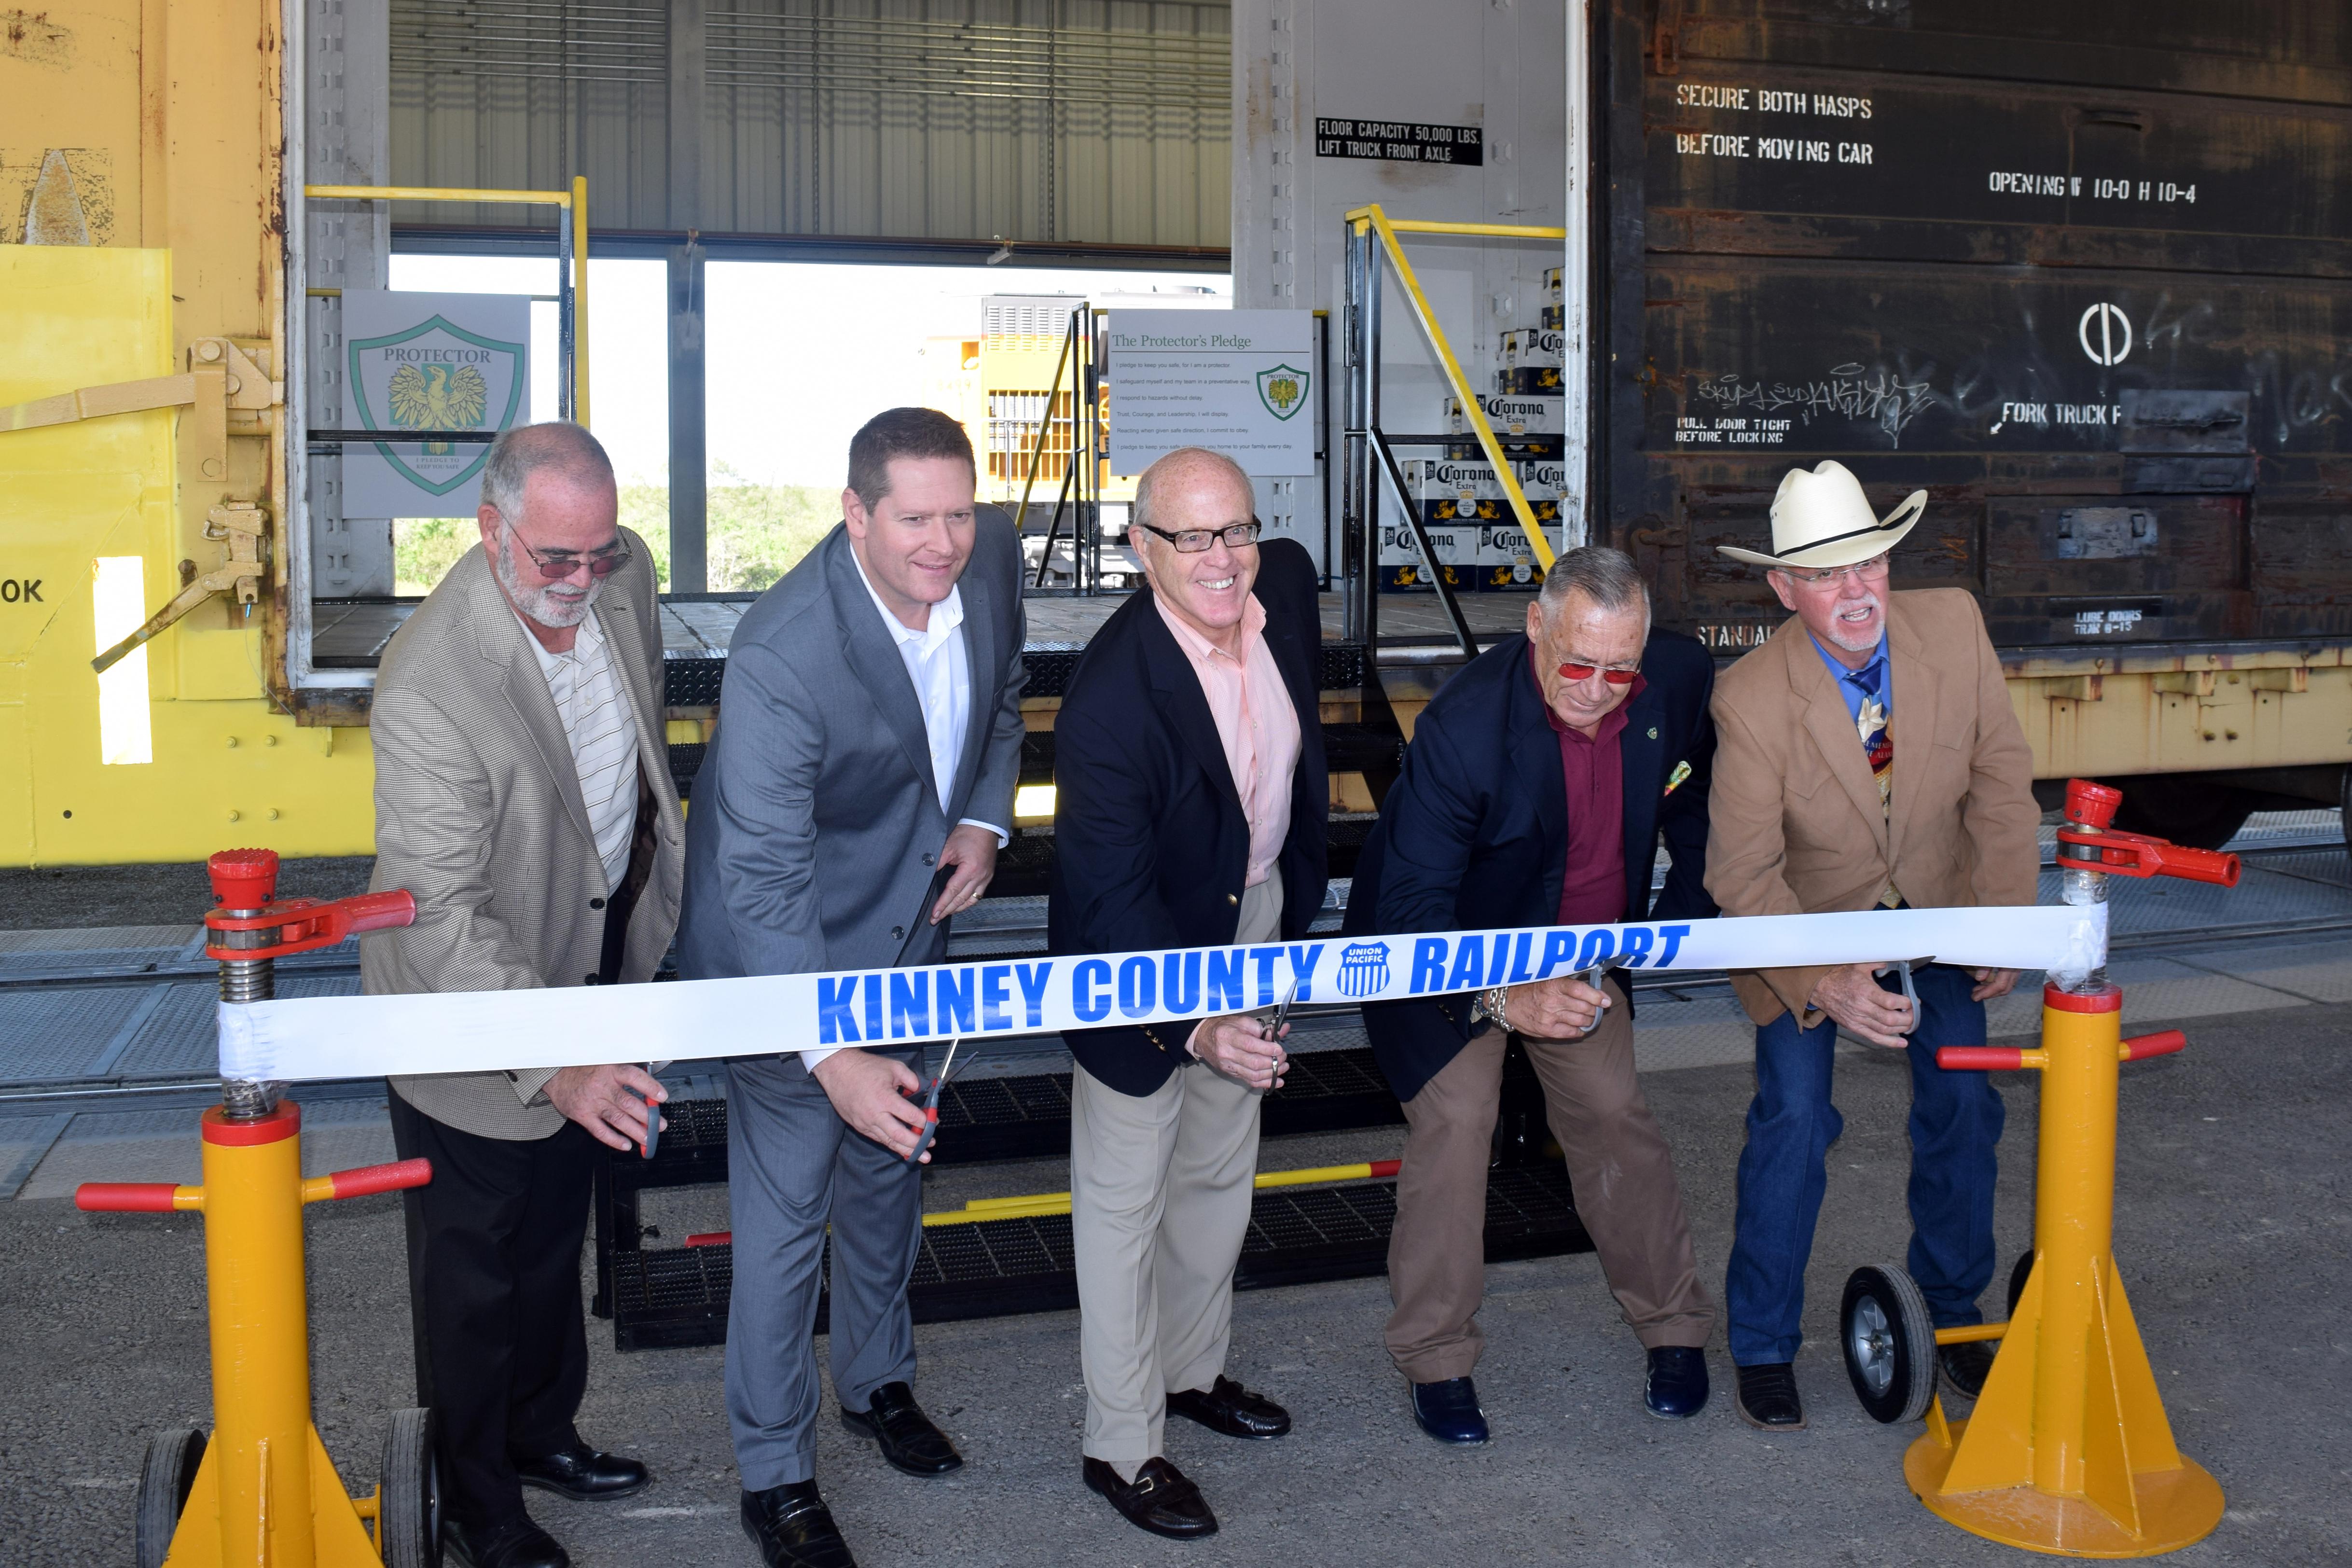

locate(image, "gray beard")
[[493, 537, 603, 629], [1823, 595, 1883, 652]]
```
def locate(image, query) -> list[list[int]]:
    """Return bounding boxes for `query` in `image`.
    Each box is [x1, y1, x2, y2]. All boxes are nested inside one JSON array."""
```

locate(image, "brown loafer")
[[1166, 1374, 1291, 1440], [1082, 1456, 1218, 1540]]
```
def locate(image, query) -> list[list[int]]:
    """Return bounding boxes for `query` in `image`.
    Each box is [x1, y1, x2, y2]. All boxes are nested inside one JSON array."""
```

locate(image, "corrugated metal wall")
[[388, 0, 1231, 247]]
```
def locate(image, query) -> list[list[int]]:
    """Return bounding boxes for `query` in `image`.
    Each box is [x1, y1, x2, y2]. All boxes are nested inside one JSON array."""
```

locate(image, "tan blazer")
[[1704, 588, 2038, 1028], [361, 535, 685, 1139]]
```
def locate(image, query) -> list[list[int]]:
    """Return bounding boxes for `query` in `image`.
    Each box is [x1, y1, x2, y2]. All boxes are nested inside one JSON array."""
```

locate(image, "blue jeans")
[[1725, 962, 2005, 1367]]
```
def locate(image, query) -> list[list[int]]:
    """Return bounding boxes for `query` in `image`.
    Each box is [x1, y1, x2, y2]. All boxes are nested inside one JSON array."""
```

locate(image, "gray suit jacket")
[[675, 518, 1026, 1009], [361, 534, 686, 1138]]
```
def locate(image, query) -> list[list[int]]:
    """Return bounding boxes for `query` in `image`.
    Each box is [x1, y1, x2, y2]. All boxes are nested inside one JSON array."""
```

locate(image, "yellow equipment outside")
[[1838, 779, 2237, 1556], [74, 849, 434, 1568], [1904, 985, 2225, 1556]]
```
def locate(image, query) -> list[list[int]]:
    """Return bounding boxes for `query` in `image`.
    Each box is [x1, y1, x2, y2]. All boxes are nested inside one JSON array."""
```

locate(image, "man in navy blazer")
[[1345, 545, 1718, 1443], [1048, 448, 1328, 1541]]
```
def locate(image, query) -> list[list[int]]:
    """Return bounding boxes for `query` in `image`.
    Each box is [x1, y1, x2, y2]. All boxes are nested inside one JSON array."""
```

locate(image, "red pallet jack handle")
[[75, 1158, 433, 1213], [1937, 1030, 2187, 1072], [202, 846, 416, 962], [2052, 779, 2241, 887]]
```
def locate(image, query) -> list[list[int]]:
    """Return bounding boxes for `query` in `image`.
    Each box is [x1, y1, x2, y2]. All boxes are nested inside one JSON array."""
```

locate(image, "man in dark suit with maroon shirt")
[[1344, 545, 1718, 1444]]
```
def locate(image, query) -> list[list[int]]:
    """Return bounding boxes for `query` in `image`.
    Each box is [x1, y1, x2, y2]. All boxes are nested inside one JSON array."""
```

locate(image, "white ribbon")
[[215, 902, 2104, 1084]]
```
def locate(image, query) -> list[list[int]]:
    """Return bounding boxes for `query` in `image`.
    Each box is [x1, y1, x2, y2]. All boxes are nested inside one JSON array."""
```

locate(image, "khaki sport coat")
[[360, 535, 685, 1139], [1703, 588, 2038, 1028]]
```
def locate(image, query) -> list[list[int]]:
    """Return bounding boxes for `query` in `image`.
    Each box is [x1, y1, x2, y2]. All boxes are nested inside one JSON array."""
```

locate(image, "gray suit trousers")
[[723, 1048, 924, 1488]]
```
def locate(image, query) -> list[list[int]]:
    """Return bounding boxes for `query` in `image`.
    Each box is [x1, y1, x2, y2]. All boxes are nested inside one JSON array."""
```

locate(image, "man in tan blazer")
[[363, 421, 685, 1568], [1705, 460, 2038, 1434]]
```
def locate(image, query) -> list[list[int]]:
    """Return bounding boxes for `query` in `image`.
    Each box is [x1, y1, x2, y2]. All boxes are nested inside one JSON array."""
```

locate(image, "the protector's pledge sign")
[[1105, 310, 1316, 476], [341, 290, 529, 517]]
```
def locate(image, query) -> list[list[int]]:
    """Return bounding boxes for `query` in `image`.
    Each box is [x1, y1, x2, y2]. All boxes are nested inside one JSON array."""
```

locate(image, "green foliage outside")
[[392, 465, 844, 597]]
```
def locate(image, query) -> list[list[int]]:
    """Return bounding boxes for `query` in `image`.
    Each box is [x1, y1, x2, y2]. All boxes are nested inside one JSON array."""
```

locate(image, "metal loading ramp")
[[591, 1040, 1590, 1352]]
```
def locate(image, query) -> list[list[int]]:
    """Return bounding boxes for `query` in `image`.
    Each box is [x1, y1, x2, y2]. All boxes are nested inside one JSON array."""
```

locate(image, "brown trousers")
[[1384, 979, 1716, 1382]]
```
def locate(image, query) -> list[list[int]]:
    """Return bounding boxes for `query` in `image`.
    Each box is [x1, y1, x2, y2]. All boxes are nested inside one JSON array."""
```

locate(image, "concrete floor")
[[5, 999, 2346, 1567]]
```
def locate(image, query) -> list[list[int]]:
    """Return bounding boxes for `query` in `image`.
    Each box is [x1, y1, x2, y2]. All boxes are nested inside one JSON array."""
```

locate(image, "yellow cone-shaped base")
[[1906, 1424, 2223, 1558]]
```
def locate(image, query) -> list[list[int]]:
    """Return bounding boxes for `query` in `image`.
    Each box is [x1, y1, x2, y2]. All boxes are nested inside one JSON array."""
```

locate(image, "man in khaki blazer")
[[1706, 460, 2038, 1434], [363, 422, 685, 1568]]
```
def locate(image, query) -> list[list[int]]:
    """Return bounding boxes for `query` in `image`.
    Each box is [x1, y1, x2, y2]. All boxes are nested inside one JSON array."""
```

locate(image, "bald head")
[[481, 421, 616, 528], [1133, 446, 1254, 540]]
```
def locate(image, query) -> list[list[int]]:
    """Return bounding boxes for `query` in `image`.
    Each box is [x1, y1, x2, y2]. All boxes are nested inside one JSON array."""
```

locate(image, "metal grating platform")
[[606, 1164, 1591, 1351]]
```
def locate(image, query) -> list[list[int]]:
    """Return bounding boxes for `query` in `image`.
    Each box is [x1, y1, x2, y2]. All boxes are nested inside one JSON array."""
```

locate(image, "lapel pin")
[[1663, 760, 1692, 797], [1648, 726, 1659, 739]]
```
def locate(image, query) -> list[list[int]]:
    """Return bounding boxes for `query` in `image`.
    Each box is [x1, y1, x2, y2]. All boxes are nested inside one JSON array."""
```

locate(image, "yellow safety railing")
[[304, 178, 592, 424], [920, 1158, 1400, 1227], [1347, 203, 1568, 569]]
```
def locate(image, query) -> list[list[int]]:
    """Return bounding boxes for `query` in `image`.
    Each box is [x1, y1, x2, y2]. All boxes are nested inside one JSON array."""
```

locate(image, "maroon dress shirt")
[[1530, 645, 1645, 927]]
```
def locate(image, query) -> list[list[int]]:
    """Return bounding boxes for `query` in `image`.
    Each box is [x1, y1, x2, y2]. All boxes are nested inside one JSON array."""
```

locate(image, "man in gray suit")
[[676, 407, 1026, 1568], [365, 421, 685, 1568]]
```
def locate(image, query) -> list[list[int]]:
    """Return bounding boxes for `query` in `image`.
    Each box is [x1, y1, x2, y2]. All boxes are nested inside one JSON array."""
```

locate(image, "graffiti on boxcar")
[[1688, 362, 1937, 446]]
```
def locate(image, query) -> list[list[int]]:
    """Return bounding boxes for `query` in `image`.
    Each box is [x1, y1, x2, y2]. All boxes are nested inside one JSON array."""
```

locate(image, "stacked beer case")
[[1381, 266, 1571, 594]]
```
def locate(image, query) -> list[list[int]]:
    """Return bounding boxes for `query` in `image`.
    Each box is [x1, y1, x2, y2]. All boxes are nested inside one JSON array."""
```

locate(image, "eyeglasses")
[[504, 523, 631, 581], [1559, 662, 1640, 686], [1780, 554, 1890, 589], [1135, 520, 1263, 554]]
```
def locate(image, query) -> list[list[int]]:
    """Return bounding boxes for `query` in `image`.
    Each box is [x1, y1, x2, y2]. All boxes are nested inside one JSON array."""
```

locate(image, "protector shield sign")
[[341, 291, 530, 516]]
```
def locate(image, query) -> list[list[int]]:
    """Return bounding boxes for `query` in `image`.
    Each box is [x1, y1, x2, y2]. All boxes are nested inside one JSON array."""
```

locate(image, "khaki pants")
[[1071, 879, 1281, 1469], [1384, 977, 1715, 1383]]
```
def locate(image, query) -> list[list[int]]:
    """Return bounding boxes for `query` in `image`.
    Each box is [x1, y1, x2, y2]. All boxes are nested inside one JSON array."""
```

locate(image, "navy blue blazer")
[[1047, 539, 1331, 1096], [1344, 627, 1717, 1103]]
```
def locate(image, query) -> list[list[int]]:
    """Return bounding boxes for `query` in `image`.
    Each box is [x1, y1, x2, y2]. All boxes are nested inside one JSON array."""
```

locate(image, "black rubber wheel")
[[1840, 1264, 1937, 1425], [2006, 1248, 2037, 1320], [134, 1428, 205, 1568], [380, 1407, 444, 1568], [2107, 776, 2253, 852]]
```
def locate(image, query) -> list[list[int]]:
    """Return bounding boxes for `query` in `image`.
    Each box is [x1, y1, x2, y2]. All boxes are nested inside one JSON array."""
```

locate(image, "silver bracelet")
[[1480, 985, 1511, 1034]]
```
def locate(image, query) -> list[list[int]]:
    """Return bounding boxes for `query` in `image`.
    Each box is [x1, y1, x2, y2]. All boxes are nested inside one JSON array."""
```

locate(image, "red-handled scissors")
[[904, 1039, 963, 1164]]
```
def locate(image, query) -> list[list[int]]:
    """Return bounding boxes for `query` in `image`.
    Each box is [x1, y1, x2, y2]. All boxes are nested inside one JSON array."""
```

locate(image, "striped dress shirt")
[[520, 605, 640, 893]]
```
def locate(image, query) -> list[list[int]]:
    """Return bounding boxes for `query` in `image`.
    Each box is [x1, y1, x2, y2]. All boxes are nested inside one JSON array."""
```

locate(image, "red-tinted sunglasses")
[[1560, 662, 1639, 685]]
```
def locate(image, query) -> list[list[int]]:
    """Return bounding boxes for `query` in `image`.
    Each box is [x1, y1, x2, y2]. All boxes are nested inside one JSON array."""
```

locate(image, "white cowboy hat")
[[1716, 460, 1926, 570]]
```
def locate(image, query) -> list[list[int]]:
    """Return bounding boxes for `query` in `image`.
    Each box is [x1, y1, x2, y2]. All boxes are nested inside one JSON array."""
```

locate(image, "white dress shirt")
[[517, 605, 639, 894], [805, 551, 1008, 1071], [848, 548, 1008, 843]]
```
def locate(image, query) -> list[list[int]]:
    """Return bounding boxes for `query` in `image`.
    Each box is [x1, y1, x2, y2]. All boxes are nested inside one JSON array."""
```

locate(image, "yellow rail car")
[[0, 0, 377, 866]]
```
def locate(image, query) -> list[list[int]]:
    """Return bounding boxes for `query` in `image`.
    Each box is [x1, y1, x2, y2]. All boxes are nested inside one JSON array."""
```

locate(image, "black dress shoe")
[[838, 1381, 963, 1476], [740, 1482, 858, 1568], [1734, 1362, 1808, 1430], [1082, 1456, 1218, 1540], [1410, 1377, 1489, 1445], [513, 1442, 649, 1502], [442, 1517, 570, 1568], [1939, 1339, 1998, 1399], [1165, 1374, 1291, 1440], [1644, 1346, 1710, 1419]]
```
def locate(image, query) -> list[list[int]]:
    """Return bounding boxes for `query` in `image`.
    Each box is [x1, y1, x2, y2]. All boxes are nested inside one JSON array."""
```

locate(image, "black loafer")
[[442, 1517, 570, 1568], [1644, 1346, 1710, 1419], [740, 1481, 858, 1568], [513, 1443, 649, 1502], [1165, 1374, 1291, 1440], [1409, 1377, 1490, 1444], [1939, 1339, 1999, 1399], [1734, 1362, 1807, 1430], [1083, 1456, 1218, 1540], [839, 1381, 963, 1476]]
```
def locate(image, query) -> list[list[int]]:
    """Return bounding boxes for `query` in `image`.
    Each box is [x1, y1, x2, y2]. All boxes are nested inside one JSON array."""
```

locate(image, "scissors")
[[1261, 977, 1300, 1041], [635, 1067, 665, 1159], [904, 1038, 963, 1164], [1873, 957, 1933, 1036], [1255, 979, 1300, 1087]]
